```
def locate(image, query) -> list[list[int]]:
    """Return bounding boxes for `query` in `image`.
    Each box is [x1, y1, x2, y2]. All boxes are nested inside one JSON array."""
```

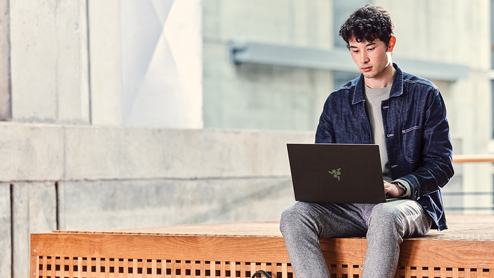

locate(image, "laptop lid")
[[287, 143, 385, 204]]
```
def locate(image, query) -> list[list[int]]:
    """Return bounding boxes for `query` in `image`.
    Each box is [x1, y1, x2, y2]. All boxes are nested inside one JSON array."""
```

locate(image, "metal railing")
[[444, 154, 494, 212], [443, 192, 494, 211]]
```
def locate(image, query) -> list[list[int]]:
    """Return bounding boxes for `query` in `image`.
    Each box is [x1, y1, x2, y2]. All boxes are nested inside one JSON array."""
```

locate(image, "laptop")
[[287, 143, 388, 204]]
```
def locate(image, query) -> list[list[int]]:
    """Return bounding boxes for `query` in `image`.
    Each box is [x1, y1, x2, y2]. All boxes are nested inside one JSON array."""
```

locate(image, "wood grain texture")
[[31, 215, 494, 278], [31, 233, 291, 263]]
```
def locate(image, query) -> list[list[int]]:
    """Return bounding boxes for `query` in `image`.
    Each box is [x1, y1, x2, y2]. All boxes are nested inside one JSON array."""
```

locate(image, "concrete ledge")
[[0, 123, 314, 182], [0, 123, 64, 181]]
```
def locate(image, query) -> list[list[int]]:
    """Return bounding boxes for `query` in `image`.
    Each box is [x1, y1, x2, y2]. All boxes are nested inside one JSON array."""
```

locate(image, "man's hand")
[[384, 181, 404, 198]]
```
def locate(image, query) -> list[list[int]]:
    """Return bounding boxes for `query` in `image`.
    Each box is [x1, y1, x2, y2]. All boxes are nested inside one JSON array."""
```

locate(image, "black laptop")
[[287, 143, 387, 204]]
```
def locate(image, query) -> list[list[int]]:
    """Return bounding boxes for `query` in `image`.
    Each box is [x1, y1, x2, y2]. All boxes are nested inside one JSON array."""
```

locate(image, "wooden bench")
[[30, 215, 494, 278]]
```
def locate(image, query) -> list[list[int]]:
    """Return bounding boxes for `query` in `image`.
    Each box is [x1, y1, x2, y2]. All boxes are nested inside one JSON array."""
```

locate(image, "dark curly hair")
[[339, 4, 394, 49]]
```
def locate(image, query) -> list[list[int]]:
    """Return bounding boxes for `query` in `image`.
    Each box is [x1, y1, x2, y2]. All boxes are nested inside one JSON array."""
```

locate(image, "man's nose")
[[360, 51, 369, 63]]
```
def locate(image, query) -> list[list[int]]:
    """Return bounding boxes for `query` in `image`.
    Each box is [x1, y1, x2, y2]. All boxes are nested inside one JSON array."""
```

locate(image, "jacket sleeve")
[[315, 97, 336, 143], [399, 90, 455, 200]]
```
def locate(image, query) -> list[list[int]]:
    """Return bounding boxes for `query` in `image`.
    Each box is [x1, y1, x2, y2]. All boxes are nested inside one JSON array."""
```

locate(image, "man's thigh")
[[365, 199, 432, 238], [282, 201, 369, 238]]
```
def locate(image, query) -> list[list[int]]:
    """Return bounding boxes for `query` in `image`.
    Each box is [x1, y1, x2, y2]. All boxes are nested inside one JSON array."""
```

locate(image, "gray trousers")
[[280, 200, 432, 278]]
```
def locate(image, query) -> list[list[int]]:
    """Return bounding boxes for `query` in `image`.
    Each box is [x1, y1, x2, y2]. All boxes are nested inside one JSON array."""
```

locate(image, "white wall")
[[121, 0, 203, 128]]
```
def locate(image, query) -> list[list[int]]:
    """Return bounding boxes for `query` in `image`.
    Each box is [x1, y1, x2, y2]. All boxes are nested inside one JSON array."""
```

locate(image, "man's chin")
[[362, 72, 376, 79]]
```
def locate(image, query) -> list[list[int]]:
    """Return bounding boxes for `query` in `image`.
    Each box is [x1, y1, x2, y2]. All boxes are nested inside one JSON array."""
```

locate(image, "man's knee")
[[280, 202, 316, 236], [280, 203, 302, 235], [367, 202, 408, 243], [369, 203, 403, 228]]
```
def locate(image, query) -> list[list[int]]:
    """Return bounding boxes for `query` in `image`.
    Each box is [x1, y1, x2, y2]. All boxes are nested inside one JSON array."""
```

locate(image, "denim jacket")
[[315, 64, 454, 231]]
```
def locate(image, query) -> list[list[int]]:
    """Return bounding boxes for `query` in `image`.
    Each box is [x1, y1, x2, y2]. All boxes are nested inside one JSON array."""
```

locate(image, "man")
[[280, 4, 454, 278]]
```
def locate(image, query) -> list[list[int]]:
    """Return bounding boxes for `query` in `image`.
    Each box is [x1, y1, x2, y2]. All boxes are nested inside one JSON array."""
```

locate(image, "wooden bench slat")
[[31, 215, 494, 278]]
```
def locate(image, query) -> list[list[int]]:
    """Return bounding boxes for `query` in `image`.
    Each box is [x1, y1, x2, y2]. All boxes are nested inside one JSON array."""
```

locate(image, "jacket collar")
[[352, 63, 403, 105]]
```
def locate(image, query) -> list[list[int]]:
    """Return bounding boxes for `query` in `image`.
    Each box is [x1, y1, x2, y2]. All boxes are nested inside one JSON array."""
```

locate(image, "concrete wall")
[[0, 0, 10, 120], [12, 183, 56, 278], [88, 0, 122, 126], [58, 178, 293, 230], [203, 0, 333, 131], [8, 0, 202, 128], [0, 183, 11, 278], [10, 0, 90, 124], [0, 124, 310, 181], [0, 123, 313, 277]]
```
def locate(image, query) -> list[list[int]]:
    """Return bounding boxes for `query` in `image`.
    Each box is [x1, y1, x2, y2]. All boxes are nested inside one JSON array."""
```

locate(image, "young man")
[[280, 4, 454, 278]]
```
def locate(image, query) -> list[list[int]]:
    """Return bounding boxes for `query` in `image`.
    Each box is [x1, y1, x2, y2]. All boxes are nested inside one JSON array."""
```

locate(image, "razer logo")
[[328, 168, 341, 181]]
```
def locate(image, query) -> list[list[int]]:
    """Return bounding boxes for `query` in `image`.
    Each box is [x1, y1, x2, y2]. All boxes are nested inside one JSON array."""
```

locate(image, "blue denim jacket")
[[315, 64, 454, 231]]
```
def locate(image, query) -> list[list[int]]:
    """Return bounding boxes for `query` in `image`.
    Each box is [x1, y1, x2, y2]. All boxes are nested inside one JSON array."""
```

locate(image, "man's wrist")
[[393, 179, 411, 198], [396, 182, 407, 197]]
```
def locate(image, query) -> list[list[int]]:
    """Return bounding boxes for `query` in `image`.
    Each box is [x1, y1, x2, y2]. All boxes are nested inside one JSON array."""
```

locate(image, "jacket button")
[[386, 134, 394, 137]]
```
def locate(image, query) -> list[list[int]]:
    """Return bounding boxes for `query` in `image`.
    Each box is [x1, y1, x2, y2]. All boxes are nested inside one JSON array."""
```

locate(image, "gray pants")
[[280, 200, 432, 278]]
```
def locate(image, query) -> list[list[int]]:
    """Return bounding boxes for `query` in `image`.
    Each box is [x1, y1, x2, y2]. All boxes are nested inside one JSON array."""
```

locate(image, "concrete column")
[[88, 0, 122, 126], [0, 183, 11, 278], [10, 0, 90, 124], [0, 0, 11, 120], [12, 183, 56, 278]]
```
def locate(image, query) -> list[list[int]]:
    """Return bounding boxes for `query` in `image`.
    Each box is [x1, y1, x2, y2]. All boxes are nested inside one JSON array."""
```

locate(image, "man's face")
[[348, 37, 392, 82]]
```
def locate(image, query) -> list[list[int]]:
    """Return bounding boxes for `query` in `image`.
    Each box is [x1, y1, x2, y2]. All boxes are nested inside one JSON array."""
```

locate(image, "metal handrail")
[[445, 207, 494, 210], [442, 192, 494, 196], [447, 154, 494, 211], [443, 191, 494, 211]]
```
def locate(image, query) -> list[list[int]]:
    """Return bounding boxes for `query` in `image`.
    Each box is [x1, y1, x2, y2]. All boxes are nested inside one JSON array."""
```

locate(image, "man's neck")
[[364, 62, 396, 89]]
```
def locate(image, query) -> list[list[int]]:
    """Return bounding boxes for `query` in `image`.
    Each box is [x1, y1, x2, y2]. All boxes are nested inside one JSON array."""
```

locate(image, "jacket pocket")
[[402, 125, 423, 163]]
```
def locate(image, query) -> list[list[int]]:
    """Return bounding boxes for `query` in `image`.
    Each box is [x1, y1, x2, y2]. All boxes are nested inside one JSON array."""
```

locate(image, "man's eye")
[[352, 50, 359, 53], [368, 47, 375, 51]]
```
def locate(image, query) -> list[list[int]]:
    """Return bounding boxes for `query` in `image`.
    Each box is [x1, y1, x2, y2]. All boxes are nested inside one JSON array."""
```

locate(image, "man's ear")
[[388, 36, 396, 52]]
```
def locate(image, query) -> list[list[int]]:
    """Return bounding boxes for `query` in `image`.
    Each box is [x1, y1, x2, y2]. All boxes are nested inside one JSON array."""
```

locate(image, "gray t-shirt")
[[364, 84, 392, 182], [364, 83, 411, 198]]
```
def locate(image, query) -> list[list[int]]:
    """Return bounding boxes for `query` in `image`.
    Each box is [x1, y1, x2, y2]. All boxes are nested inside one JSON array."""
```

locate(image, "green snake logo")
[[328, 168, 341, 181]]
